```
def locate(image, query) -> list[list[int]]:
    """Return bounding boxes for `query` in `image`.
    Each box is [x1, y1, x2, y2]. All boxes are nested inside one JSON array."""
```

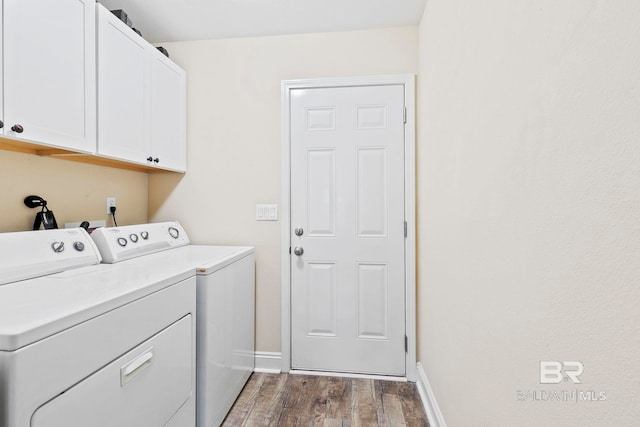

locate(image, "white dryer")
[[0, 227, 197, 427], [91, 221, 255, 427]]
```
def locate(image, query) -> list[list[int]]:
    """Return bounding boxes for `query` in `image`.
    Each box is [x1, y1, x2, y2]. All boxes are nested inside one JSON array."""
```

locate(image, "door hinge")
[[404, 221, 407, 238], [403, 106, 407, 124], [405, 335, 408, 353], [289, 246, 291, 255]]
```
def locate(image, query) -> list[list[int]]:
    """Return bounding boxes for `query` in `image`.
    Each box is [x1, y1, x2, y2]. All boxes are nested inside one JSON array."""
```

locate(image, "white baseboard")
[[254, 351, 282, 373], [289, 369, 407, 382], [416, 362, 446, 427]]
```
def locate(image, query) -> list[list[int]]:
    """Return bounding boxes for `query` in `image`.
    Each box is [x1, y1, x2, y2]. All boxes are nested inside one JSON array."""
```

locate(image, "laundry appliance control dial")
[[51, 241, 65, 253], [168, 227, 179, 239]]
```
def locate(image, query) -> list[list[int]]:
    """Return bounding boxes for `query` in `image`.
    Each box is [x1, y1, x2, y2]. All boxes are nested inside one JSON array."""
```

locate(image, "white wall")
[[418, 1, 640, 426], [148, 27, 418, 351]]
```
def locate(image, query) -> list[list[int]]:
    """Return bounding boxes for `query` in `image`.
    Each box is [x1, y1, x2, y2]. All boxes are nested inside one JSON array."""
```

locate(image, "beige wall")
[[418, 1, 640, 426], [0, 150, 148, 232], [148, 27, 418, 352]]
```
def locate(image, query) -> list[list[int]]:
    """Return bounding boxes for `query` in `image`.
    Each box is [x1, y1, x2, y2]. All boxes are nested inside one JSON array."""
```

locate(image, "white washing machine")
[[0, 227, 197, 427], [91, 221, 255, 427]]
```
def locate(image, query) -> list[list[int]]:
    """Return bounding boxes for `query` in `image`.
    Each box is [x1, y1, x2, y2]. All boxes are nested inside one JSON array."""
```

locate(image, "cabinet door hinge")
[[404, 221, 408, 238], [405, 335, 408, 353], [403, 107, 407, 124]]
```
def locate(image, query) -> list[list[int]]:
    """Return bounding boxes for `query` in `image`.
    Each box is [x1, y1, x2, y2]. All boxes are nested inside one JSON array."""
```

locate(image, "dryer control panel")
[[91, 221, 190, 263], [0, 228, 102, 286]]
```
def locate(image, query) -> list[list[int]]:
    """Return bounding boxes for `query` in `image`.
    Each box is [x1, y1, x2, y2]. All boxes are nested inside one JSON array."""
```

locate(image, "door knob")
[[294, 227, 304, 236], [293, 246, 304, 256]]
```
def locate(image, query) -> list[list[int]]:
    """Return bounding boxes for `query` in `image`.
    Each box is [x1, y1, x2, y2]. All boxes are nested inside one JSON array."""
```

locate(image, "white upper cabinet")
[[97, 5, 149, 164], [3, 0, 96, 153], [97, 4, 187, 172], [149, 52, 187, 172]]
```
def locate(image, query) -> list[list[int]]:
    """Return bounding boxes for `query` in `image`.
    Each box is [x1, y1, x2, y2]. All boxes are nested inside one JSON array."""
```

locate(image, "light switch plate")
[[256, 204, 278, 221]]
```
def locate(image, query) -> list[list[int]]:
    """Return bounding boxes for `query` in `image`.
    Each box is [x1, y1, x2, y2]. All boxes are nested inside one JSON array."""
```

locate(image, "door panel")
[[306, 149, 337, 236], [357, 147, 389, 237], [290, 84, 405, 376], [357, 263, 389, 339], [307, 262, 337, 336]]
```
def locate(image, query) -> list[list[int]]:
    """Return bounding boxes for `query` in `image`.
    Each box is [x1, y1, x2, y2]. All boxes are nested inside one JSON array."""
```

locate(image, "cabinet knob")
[[11, 124, 24, 133], [153, 158, 159, 163], [146, 156, 153, 162], [0, 120, 3, 129]]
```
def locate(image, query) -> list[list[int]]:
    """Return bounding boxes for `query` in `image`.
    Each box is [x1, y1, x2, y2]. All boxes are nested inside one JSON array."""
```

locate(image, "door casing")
[[281, 74, 416, 381]]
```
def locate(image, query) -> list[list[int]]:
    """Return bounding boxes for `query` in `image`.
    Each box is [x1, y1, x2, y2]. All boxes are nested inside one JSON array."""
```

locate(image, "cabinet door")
[[3, 0, 96, 152], [149, 53, 187, 172], [97, 5, 149, 164]]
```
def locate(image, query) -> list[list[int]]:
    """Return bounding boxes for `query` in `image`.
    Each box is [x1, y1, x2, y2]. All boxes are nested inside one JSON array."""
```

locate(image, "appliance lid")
[[0, 228, 102, 286]]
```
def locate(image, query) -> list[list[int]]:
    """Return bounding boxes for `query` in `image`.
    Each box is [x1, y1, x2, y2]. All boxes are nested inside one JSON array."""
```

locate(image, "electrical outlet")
[[106, 197, 117, 214]]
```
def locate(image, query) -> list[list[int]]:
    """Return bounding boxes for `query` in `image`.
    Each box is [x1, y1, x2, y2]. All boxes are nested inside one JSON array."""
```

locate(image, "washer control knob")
[[73, 241, 85, 252], [130, 233, 139, 243], [51, 241, 65, 253], [141, 231, 149, 240], [117, 237, 128, 247], [168, 227, 179, 239]]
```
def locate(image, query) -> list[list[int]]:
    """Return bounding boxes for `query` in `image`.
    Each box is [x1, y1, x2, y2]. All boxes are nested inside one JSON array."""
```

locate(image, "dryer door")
[[31, 315, 193, 427]]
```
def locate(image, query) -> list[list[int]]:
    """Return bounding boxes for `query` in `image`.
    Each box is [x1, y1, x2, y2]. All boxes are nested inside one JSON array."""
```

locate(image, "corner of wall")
[[254, 351, 282, 374]]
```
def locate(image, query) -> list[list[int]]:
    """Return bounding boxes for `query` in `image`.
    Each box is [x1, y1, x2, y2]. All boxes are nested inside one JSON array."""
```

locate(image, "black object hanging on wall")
[[24, 195, 58, 230]]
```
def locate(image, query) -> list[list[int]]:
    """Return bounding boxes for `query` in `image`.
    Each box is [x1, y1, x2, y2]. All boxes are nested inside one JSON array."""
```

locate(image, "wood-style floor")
[[222, 373, 430, 427]]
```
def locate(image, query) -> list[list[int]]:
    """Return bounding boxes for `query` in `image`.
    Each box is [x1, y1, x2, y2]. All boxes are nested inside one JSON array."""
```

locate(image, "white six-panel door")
[[290, 84, 406, 376]]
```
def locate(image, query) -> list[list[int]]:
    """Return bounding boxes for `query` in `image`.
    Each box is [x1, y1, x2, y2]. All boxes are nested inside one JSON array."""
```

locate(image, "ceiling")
[[97, 0, 427, 43]]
